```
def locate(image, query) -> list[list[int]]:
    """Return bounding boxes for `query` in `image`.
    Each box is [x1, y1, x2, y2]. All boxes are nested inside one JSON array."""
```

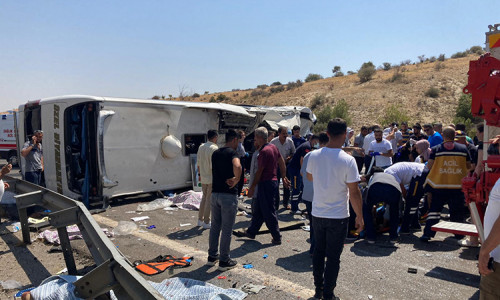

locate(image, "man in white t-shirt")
[[368, 128, 393, 168], [479, 178, 500, 298], [384, 162, 428, 234], [306, 118, 363, 300]]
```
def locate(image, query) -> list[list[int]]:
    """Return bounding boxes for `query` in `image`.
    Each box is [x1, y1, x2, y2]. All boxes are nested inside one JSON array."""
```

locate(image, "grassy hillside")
[[184, 54, 478, 131]]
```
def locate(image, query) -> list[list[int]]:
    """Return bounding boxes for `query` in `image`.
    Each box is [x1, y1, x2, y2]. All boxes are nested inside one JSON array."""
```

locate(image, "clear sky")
[[1, 1, 499, 112]]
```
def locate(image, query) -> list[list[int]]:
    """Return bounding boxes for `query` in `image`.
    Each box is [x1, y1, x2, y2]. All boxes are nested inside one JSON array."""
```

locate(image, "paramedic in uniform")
[[420, 127, 471, 242], [21, 130, 44, 185]]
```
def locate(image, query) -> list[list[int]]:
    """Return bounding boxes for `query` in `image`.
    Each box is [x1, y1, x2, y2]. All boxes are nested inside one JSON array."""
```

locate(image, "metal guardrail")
[[4, 175, 163, 299]]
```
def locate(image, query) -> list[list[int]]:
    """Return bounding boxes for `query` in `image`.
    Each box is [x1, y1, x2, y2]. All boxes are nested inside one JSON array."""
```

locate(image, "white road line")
[[94, 214, 315, 299]]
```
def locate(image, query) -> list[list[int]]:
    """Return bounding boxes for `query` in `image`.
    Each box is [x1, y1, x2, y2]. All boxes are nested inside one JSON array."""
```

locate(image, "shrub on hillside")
[[271, 81, 282, 86], [310, 94, 326, 110], [347, 71, 356, 75], [451, 51, 468, 59], [209, 96, 216, 102], [332, 66, 344, 77], [286, 80, 303, 90], [251, 89, 270, 97], [314, 99, 352, 132], [357, 61, 376, 83], [424, 87, 440, 98], [257, 84, 268, 89], [429, 56, 437, 63], [270, 85, 285, 93], [377, 104, 409, 126], [305, 73, 324, 82], [400, 59, 412, 66], [418, 55, 426, 63], [469, 46, 485, 55], [382, 62, 392, 71], [192, 93, 200, 98], [438, 54, 446, 61], [434, 62, 445, 71], [386, 67, 408, 83], [216, 94, 228, 102]]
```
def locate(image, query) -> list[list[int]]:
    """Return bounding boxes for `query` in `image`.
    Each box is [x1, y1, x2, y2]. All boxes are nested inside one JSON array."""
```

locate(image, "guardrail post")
[[57, 226, 78, 275], [15, 190, 44, 244]]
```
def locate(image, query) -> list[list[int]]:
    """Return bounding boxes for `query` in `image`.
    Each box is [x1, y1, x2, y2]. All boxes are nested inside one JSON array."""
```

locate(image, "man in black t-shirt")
[[207, 130, 242, 271]]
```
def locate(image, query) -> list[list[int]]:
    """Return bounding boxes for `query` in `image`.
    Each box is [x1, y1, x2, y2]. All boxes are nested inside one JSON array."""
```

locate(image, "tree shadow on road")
[[275, 250, 312, 273], [230, 239, 274, 259]]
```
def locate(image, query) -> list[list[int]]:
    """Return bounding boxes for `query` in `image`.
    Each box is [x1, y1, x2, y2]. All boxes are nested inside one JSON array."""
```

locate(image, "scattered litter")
[[28, 216, 49, 224], [139, 224, 147, 227], [243, 264, 253, 269], [236, 211, 248, 216], [39, 225, 114, 244], [292, 248, 301, 252], [217, 276, 227, 279], [301, 226, 310, 232], [170, 191, 202, 211], [131, 216, 150, 222], [112, 221, 138, 236], [263, 254, 268, 259], [368, 295, 373, 300], [137, 198, 174, 212], [408, 268, 417, 274], [0, 279, 22, 290], [374, 270, 381, 272], [11, 222, 21, 233], [240, 283, 266, 294], [424, 254, 432, 257], [163, 207, 178, 211], [147, 225, 156, 229], [180, 223, 192, 227], [56, 268, 68, 275], [125, 211, 136, 214], [139, 230, 148, 233]]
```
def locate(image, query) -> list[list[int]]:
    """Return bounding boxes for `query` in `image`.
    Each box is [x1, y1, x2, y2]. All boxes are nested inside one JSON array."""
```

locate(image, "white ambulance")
[[0, 112, 18, 165]]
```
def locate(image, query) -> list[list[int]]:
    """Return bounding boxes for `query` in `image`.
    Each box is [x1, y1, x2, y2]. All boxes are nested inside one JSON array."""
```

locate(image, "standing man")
[[245, 127, 289, 244], [236, 130, 247, 199], [353, 126, 368, 173], [288, 135, 319, 214], [399, 122, 413, 146], [421, 127, 471, 242], [306, 118, 364, 300], [423, 124, 443, 148], [301, 132, 329, 255], [291, 125, 306, 149], [478, 178, 500, 298], [207, 130, 242, 271], [362, 125, 380, 173], [368, 128, 393, 168], [433, 123, 443, 135], [271, 126, 295, 210], [21, 130, 44, 185], [197, 130, 219, 229]]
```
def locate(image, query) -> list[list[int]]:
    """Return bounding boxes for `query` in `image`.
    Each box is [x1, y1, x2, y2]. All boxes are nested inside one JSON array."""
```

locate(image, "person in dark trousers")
[[236, 130, 247, 199], [21, 130, 44, 185], [306, 118, 364, 300], [421, 127, 471, 242], [291, 125, 306, 148], [245, 127, 290, 245], [288, 134, 319, 214], [271, 126, 295, 210], [207, 129, 242, 271], [301, 132, 329, 255]]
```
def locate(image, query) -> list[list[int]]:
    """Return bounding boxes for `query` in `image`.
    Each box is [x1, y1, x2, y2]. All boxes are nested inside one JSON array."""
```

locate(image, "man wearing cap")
[[21, 130, 44, 185], [291, 125, 306, 149]]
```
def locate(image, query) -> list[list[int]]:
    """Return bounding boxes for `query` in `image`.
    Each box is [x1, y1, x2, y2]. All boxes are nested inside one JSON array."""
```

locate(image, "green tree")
[[305, 73, 324, 82], [313, 99, 352, 132], [358, 62, 376, 83], [377, 104, 409, 126]]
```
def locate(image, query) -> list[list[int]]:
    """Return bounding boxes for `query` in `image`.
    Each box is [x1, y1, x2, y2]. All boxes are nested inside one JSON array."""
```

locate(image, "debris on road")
[[112, 221, 138, 235], [147, 225, 156, 230], [263, 254, 268, 259], [131, 216, 150, 222], [240, 283, 266, 294], [408, 268, 418, 274], [243, 264, 253, 269], [301, 225, 310, 231], [180, 223, 192, 227], [218, 276, 227, 279], [39, 224, 113, 244], [0, 280, 22, 290], [136, 198, 174, 212]]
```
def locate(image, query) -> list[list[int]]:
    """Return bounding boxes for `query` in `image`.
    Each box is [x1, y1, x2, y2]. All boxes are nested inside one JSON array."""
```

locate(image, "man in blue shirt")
[[423, 124, 443, 148], [291, 125, 306, 149]]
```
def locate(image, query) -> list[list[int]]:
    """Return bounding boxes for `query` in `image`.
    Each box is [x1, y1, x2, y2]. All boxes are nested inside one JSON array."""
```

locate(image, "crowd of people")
[[196, 118, 500, 300]]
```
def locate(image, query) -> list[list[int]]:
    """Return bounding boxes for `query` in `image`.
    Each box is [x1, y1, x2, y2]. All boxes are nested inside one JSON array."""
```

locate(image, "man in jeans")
[[197, 130, 219, 229], [306, 119, 364, 300], [245, 127, 289, 244], [207, 129, 242, 271], [21, 130, 44, 185]]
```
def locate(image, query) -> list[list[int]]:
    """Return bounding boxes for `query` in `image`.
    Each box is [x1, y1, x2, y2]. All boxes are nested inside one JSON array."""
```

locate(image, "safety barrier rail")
[[4, 175, 163, 299]]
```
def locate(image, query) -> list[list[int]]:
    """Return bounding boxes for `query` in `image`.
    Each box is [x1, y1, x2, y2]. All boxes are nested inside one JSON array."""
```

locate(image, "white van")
[[16, 95, 255, 207]]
